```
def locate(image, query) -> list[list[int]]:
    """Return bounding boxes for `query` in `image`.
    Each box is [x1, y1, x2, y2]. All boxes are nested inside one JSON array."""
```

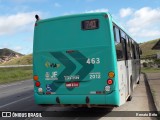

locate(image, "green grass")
[[0, 54, 32, 65], [140, 38, 160, 58], [141, 67, 160, 73], [0, 66, 33, 84]]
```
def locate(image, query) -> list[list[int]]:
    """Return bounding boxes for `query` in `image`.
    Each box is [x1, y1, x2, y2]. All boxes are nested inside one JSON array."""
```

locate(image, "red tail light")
[[107, 79, 113, 85], [35, 81, 40, 87]]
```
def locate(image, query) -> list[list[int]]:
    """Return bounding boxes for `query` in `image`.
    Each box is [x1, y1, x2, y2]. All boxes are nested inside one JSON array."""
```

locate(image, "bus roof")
[[37, 12, 110, 23], [36, 12, 137, 44]]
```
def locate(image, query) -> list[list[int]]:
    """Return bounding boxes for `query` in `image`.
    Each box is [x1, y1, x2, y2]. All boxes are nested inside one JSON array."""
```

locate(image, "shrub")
[[143, 62, 147, 67]]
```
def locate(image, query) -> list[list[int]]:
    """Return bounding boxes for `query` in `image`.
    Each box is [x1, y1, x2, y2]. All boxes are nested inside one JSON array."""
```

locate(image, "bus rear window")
[[81, 19, 99, 30]]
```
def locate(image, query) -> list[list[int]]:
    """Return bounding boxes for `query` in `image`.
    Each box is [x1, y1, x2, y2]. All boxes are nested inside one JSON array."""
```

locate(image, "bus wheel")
[[127, 78, 133, 101], [137, 76, 140, 84]]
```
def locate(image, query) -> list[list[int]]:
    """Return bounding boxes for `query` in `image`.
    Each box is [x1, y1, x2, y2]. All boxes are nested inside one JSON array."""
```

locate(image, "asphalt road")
[[0, 74, 158, 120]]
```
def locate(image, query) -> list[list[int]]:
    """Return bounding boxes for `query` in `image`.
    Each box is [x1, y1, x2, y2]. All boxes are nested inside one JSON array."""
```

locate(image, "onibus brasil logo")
[[45, 61, 60, 68]]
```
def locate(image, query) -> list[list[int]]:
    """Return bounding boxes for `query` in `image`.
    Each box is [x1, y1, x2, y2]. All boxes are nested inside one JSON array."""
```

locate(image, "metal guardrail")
[[0, 65, 33, 68]]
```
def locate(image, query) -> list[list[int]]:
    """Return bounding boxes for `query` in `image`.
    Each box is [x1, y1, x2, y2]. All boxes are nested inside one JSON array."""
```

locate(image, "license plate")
[[66, 82, 79, 87]]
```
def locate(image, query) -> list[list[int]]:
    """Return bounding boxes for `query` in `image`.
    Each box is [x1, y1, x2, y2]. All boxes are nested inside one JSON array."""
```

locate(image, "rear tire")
[[127, 93, 132, 101], [127, 78, 133, 101]]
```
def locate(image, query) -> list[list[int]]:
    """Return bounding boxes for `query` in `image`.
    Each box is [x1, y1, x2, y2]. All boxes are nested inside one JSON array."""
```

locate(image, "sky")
[[0, 0, 160, 55]]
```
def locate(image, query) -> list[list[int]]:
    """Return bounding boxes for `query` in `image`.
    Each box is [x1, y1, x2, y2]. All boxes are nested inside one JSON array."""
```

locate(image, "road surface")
[[0, 74, 158, 120]]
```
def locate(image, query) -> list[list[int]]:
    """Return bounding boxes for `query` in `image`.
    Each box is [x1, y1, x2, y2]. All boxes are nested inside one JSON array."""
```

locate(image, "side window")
[[120, 30, 126, 39], [120, 30, 128, 60], [113, 26, 120, 43], [113, 26, 124, 61], [135, 44, 139, 59], [126, 36, 131, 59], [129, 38, 133, 59], [131, 40, 136, 59]]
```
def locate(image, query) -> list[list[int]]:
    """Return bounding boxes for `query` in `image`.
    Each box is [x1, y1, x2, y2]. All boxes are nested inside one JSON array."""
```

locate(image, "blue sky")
[[0, 0, 160, 54]]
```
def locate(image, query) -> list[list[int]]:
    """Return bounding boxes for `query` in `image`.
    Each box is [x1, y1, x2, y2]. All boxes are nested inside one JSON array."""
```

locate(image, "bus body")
[[33, 12, 141, 107]]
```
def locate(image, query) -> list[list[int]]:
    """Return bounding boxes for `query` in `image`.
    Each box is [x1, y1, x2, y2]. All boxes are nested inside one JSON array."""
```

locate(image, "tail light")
[[34, 75, 38, 81], [108, 71, 115, 78], [107, 79, 113, 85], [35, 81, 40, 87]]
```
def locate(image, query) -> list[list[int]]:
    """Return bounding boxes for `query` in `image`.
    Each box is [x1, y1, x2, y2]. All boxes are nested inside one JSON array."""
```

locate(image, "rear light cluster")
[[107, 71, 114, 85], [34, 75, 41, 87], [34, 75, 44, 94], [107, 79, 113, 85], [105, 72, 115, 92]]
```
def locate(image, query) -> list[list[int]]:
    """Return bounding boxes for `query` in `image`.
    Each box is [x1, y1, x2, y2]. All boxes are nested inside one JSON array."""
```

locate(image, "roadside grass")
[[1, 54, 32, 65], [139, 38, 159, 58], [0, 66, 33, 84], [141, 67, 160, 73]]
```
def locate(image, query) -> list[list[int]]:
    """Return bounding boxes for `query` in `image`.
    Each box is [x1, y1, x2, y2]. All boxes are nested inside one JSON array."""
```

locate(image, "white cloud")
[[13, 46, 23, 52], [122, 7, 160, 42], [0, 11, 41, 36], [63, 8, 108, 17], [127, 7, 160, 28], [53, 3, 61, 8], [119, 8, 133, 18], [85, 8, 108, 13]]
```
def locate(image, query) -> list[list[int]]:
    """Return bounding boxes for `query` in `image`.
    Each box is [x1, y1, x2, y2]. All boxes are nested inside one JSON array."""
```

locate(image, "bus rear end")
[[33, 13, 120, 107]]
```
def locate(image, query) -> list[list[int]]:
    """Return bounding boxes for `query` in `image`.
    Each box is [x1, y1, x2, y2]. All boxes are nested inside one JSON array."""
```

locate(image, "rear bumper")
[[34, 91, 120, 106]]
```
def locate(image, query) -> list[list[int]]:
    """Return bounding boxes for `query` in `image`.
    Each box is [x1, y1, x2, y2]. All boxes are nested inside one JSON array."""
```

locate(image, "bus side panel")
[[107, 17, 120, 106], [117, 61, 127, 105]]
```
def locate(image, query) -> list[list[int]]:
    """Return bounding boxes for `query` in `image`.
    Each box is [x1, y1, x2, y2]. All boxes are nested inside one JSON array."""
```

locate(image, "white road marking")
[[0, 80, 32, 88], [0, 83, 22, 88], [0, 95, 33, 108], [0, 85, 33, 96]]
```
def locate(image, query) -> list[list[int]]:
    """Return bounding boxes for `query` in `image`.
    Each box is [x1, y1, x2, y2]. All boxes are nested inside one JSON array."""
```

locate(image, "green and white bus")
[[33, 12, 141, 107]]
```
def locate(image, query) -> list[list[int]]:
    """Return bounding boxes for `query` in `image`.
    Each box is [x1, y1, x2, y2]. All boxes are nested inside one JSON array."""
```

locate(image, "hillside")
[[1, 54, 32, 65], [0, 48, 24, 63], [139, 38, 160, 58], [0, 48, 23, 57]]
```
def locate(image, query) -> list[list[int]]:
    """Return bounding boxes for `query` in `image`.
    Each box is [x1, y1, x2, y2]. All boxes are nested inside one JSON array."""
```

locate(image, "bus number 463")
[[86, 58, 100, 64]]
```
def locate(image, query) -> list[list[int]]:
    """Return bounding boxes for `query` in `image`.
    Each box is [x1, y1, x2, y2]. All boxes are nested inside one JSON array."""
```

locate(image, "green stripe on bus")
[[50, 52, 76, 80], [69, 51, 94, 80]]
